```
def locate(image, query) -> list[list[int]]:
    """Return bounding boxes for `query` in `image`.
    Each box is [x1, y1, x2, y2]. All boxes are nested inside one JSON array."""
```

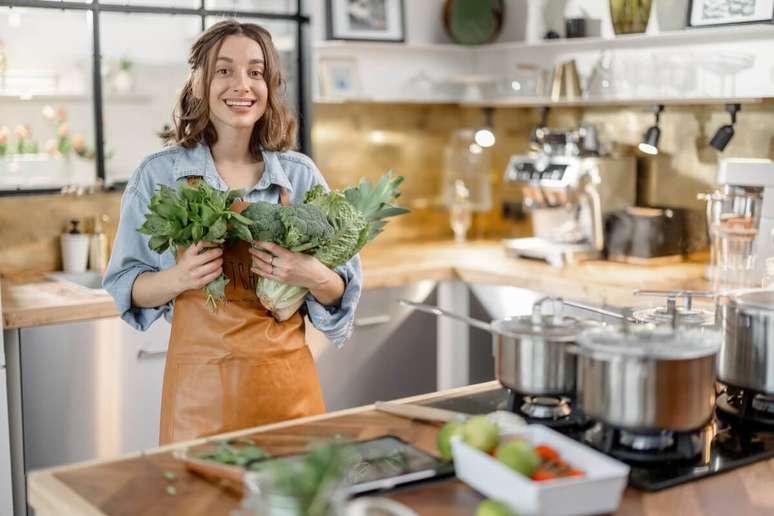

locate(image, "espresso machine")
[[711, 158, 774, 286], [502, 130, 636, 266]]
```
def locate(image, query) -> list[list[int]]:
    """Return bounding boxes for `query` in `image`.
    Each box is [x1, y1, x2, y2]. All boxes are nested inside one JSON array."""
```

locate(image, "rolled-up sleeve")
[[305, 253, 362, 348], [103, 186, 171, 331]]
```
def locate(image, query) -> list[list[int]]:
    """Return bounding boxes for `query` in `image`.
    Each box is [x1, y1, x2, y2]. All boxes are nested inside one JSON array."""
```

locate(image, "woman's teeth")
[[225, 100, 254, 107]]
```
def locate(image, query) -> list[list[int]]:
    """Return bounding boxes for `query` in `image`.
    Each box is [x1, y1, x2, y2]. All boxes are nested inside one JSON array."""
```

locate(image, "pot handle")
[[531, 296, 565, 325], [399, 299, 493, 333], [560, 299, 630, 321]]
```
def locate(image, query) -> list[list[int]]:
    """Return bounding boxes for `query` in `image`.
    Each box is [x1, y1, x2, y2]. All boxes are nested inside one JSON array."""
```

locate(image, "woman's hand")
[[173, 241, 224, 294], [249, 241, 345, 306]]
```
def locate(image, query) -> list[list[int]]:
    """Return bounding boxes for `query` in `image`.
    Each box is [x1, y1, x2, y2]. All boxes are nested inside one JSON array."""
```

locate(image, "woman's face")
[[208, 35, 269, 132]]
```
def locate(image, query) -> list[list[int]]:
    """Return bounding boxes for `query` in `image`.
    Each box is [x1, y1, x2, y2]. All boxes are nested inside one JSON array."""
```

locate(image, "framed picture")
[[327, 0, 406, 42], [318, 57, 360, 99], [688, 0, 774, 27]]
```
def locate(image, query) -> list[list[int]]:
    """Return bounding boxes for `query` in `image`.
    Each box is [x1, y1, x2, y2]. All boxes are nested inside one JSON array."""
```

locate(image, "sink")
[[45, 271, 106, 291]]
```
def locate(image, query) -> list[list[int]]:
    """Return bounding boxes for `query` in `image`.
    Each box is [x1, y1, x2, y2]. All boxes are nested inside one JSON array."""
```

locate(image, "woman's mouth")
[[223, 99, 256, 112]]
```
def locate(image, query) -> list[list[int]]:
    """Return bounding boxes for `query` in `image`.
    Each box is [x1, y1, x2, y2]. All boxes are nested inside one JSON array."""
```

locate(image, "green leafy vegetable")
[[138, 178, 252, 310], [243, 171, 409, 321]]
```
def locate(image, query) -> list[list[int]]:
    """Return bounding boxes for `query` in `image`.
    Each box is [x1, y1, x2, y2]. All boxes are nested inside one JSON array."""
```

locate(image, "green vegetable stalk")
[[138, 178, 253, 310], [242, 172, 409, 321]]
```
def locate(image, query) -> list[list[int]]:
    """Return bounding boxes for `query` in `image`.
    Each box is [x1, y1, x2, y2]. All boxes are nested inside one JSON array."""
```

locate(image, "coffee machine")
[[502, 150, 636, 266], [713, 158, 774, 285]]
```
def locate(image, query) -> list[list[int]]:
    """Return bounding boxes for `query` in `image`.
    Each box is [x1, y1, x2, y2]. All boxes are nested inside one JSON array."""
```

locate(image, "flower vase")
[[609, 0, 652, 34]]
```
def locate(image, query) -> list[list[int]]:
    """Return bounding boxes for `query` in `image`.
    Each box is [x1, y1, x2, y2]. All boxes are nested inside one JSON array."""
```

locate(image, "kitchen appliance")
[[424, 385, 774, 491], [400, 298, 597, 397], [605, 206, 688, 264], [702, 158, 774, 289], [502, 154, 636, 266]]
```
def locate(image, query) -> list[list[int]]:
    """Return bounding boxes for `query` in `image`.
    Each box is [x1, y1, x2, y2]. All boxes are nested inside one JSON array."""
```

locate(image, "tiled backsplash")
[[1, 102, 772, 275]]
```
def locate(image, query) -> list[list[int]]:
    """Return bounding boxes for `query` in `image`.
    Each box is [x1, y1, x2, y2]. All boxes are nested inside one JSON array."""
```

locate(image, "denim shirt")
[[102, 142, 362, 348]]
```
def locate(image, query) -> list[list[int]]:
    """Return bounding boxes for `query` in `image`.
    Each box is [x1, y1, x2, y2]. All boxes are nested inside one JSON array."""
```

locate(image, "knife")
[[373, 401, 466, 423]]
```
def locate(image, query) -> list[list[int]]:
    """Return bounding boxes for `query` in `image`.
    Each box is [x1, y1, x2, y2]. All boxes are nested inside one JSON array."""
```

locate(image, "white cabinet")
[[19, 316, 170, 471]]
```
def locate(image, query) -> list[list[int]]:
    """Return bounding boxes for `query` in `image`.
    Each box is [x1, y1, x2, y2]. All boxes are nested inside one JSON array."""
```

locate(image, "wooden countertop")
[[28, 381, 774, 516], [1, 240, 709, 330]]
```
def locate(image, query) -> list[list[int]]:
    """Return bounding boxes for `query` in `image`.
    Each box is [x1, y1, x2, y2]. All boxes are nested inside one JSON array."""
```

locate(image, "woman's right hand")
[[173, 242, 224, 294]]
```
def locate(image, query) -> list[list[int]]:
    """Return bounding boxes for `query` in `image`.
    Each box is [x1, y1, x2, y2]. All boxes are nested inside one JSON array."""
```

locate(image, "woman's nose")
[[231, 71, 250, 91]]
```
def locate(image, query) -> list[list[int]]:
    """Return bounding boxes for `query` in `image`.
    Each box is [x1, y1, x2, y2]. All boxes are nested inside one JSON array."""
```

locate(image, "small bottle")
[[89, 215, 110, 274], [762, 257, 774, 289]]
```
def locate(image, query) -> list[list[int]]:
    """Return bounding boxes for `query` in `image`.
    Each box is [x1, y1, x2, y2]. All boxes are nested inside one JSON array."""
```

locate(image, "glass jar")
[[609, 0, 653, 34]]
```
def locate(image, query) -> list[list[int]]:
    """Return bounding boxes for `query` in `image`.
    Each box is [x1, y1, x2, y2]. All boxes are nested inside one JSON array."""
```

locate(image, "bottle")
[[762, 257, 774, 289], [61, 219, 90, 273], [89, 215, 110, 274]]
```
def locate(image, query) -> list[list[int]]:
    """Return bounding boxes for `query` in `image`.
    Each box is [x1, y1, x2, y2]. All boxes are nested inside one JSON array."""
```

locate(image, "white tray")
[[452, 425, 630, 516]]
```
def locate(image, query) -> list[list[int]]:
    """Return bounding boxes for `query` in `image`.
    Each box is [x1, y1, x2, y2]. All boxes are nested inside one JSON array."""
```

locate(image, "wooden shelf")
[[462, 96, 769, 108]]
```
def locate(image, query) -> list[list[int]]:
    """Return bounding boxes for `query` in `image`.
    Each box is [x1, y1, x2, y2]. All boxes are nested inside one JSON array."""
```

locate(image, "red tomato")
[[535, 445, 559, 462], [531, 469, 558, 481], [565, 468, 585, 478]]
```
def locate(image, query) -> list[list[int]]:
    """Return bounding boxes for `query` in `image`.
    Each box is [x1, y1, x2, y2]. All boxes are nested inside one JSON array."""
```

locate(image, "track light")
[[474, 107, 496, 148], [638, 104, 664, 155], [709, 103, 740, 152]]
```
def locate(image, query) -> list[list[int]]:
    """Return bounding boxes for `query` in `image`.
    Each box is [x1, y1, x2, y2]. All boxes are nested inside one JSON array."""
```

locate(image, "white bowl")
[[452, 425, 629, 516]]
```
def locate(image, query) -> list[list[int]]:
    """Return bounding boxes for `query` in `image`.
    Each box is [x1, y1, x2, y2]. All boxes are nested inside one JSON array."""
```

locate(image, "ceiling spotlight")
[[473, 107, 496, 148], [709, 103, 741, 152], [638, 104, 664, 155]]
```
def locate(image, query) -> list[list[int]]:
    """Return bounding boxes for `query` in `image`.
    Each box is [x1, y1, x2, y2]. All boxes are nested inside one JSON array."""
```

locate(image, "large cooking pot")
[[576, 325, 721, 432], [718, 289, 774, 393], [401, 297, 597, 396]]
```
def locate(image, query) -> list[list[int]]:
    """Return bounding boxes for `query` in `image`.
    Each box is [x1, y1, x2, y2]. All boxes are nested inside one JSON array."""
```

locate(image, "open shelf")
[[462, 96, 770, 108], [0, 93, 152, 102]]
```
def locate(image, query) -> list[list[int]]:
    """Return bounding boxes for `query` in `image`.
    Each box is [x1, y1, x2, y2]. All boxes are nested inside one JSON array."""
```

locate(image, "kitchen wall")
[[2, 100, 773, 274]]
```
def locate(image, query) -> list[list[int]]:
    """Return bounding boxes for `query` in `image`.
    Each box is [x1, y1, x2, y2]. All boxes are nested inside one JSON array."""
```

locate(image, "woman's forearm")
[[309, 267, 345, 306], [131, 268, 183, 308]]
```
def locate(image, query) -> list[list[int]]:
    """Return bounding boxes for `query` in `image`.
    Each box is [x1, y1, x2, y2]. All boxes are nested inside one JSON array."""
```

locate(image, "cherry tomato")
[[531, 469, 558, 481], [535, 445, 559, 462]]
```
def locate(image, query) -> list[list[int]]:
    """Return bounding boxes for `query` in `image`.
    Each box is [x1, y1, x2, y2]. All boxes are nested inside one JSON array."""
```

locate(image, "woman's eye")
[[250, 70, 264, 78], [216, 68, 228, 76]]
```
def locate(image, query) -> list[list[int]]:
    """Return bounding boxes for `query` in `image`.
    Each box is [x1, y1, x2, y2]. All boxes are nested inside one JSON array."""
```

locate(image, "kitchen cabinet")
[[19, 316, 170, 471], [310, 281, 441, 411]]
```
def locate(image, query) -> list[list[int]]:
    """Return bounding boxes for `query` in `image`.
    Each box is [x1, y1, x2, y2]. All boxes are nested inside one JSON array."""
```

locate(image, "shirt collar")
[[171, 142, 293, 193]]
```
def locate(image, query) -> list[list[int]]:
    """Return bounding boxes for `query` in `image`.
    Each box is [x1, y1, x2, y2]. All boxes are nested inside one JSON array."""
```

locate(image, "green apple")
[[461, 415, 499, 453], [475, 499, 516, 516], [495, 439, 541, 477], [436, 420, 463, 460]]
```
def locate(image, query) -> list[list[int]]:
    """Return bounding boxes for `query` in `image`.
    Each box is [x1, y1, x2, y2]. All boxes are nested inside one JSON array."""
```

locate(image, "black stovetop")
[[422, 387, 774, 492]]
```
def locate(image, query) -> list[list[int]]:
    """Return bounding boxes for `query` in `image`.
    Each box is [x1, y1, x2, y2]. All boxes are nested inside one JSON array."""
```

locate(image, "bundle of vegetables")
[[241, 172, 409, 321], [138, 178, 253, 310]]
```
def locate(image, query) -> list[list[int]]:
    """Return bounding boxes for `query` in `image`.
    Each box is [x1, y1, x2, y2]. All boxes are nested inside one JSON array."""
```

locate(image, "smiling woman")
[[103, 20, 363, 445]]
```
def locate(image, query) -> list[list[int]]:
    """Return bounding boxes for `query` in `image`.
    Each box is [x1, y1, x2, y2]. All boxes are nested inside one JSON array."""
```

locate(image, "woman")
[[104, 20, 362, 445]]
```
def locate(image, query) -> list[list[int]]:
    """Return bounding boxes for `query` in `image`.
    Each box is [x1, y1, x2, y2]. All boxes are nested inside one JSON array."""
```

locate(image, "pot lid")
[[632, 306, 715, 327], [730, 289, 774, 311], [491, 315, 598, 341], [578, 325, 721, 359]]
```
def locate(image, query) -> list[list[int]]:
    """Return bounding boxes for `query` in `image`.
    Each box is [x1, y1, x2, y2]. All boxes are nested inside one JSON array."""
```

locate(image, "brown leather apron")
[[158, 200, 326, 445]]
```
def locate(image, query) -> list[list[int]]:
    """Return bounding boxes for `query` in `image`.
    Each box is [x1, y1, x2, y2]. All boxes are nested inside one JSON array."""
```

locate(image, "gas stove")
[[423, 386, 774, 491]]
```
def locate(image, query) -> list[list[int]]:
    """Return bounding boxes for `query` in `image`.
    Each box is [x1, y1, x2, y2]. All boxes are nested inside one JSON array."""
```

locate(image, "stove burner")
[[619, 430, 674, 451], [716, 389, 774, 431], [505, 389, 591, 431], [520, 396, 572, 420], [584, 423, 704, 464]]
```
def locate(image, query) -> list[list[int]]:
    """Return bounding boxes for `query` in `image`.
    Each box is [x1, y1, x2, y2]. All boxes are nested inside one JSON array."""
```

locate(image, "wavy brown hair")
[[160, 20, 297, 155]]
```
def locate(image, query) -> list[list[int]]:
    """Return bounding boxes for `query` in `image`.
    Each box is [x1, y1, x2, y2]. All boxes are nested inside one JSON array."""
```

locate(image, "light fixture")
[[638, 104, 664, 155], [709, 103, 741, 152], [473, 107, 496, 148]]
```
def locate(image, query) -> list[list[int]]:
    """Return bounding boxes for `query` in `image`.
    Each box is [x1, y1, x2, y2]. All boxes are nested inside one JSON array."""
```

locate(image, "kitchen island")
[[28, 380, 774, 516]]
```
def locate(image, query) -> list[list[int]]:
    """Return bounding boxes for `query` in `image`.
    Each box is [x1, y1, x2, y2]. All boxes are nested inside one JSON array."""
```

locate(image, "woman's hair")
[[160, 20, 297, 155]]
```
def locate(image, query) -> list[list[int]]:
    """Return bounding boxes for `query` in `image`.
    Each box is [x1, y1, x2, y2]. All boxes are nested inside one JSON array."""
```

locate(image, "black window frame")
[[0, 0, 311, 196]]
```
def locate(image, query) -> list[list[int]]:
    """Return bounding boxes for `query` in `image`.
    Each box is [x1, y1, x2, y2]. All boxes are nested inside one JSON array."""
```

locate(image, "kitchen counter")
[[1, 240, 709, 329], [27, 381, 774, 516]]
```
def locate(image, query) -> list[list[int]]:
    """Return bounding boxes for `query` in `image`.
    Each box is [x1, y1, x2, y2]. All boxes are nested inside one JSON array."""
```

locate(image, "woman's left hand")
[[249, 242, 345, 308], [249, 241, 329, 289]]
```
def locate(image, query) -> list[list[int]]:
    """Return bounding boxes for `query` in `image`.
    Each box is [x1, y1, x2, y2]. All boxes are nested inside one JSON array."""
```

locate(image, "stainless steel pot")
[[577, 325, 721, 432], [401, 297, 597, 396], [718, 289, 774, 393]]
